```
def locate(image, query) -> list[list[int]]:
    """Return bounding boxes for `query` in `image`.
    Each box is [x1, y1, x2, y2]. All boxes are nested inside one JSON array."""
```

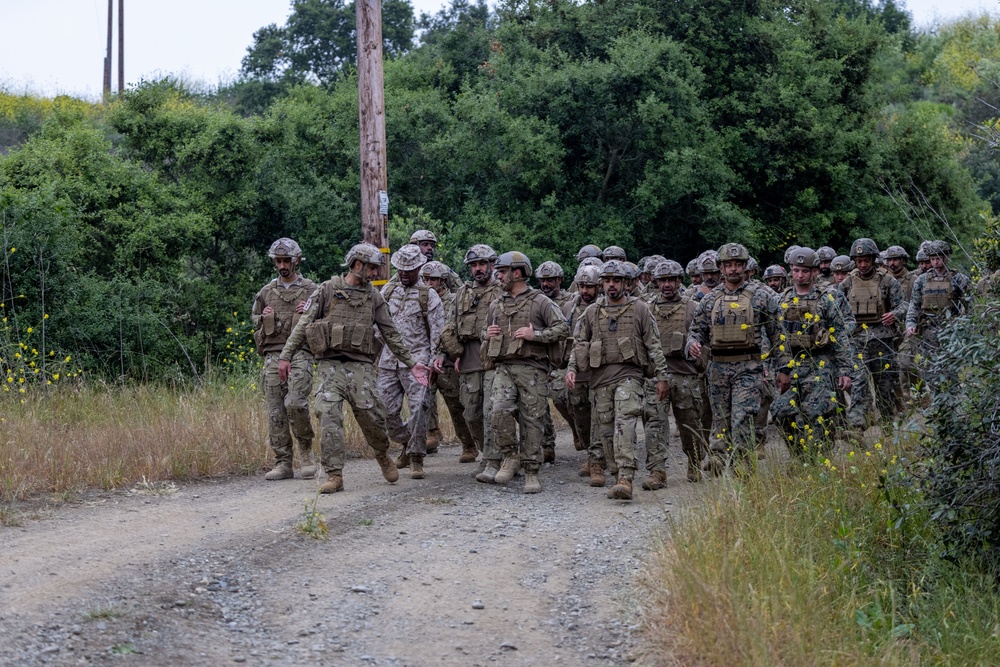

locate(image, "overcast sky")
[[0, 0, 996, 100]]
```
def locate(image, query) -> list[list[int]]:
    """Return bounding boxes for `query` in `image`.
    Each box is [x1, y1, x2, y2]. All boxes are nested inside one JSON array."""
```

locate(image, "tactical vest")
[[573, 298, 651, 375], [890, 267, 914, 301], [456, 282, 500, 342], [304, 280, 378, 360], [779, 289, 827, 351], [652, 298, 689, 358], [484, 292, 550, 364], [921, 273, 954, 313], [848, 270, 887, 325], [254, 279, 314, 354], [709, 288, 758, 351]]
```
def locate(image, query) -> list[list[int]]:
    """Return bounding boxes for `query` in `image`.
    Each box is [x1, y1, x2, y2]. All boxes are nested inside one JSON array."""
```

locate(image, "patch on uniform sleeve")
[[302, 295, 313, 311]]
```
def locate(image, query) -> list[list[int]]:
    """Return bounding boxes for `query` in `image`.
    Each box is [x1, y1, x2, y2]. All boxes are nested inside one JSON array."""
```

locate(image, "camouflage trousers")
[[643, 373, 708, 474], [460, 370, 496, 460], [313, 359, 391, 472], [844, 357, 873, 429], [377, 365, 432, 457], [542, 369, 577, 454], [490, 363, 549, 471], [755, 374, 775, 448], [858, 336, 899, 421], [569, 381, 593, 458], [771, 353, 839, 457], [263, 351, 315, 465], [428, 367, 476, 450], [707, 359, 764, 460], [593, 377, 645, 480]]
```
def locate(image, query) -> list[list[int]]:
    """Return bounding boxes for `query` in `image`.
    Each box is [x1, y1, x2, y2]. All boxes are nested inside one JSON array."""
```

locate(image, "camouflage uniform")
[[541, 285, 577, 460], [687, 277, 781, 467], [252, 274, 318, 472], [377, 277, 444, 459], [281, 272, 417, 480], [905, 266, 973, 369], [771, 283, 855, 456], [839, 264, 906, 421]]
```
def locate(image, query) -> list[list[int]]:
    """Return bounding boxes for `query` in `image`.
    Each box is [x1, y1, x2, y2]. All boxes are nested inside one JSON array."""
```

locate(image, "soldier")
[[915, 244, 932, 275], [884, 246, 915, 301], [686, 259, 703, 289], [378, 246, 445, 479], [536, 261, 576, 462], [745, 257, 761, 283], [830, 255, 854, 285], [817, 246, 837, 287], [421, 261, 478, 462], [252, 238, 318, 481], [905, 241, 973, 369], [687, 243, 782, 473], [482, 252, 569, 493], [771, 247, 854, 456], [839, 238, 906, 422], [566, 260, 670, 500], [278, 243, 431, 493], [576, 244, 604, 263], [645, 260, 708, 484], [433, 245, 502, 478], [763, 265, 787, 292], [603, 245, 628, 262], [564, 265, 601, 480]]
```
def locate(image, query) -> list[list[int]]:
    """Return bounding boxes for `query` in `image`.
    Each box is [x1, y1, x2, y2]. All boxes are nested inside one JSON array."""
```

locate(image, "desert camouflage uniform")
[[562, 293, 594, 458], [252, 275, 318, 469], [541, 288, 577, 458], [839, 268, 906, 421], [483, 288, 569, 471], [280, 275, 417, 474], [687, 282, 781, 464], [377, 280, 444, 457], [568, 297, 669, 483], [426, 289, 476, 452]]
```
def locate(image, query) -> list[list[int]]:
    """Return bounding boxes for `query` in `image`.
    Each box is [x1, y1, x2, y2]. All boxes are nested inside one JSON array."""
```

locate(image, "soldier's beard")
[[820, 268, 832, 277], [350, 268, 370, 287]]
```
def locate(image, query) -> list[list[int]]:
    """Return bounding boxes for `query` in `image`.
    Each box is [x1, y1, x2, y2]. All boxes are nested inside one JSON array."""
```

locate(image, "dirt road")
[[0, 430, 696, 666]]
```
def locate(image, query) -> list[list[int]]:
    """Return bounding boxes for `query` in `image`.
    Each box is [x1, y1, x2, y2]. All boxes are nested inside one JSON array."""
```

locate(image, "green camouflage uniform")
[[252, 275, 318, 468], [542, 289, 577, 457], [905, 268, 973, 372], [567, 297, 669, 481], [280, 275, 417, 474]]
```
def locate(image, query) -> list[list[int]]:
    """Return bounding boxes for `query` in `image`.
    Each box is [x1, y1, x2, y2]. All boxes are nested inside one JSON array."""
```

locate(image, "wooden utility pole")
[[356, 0, 389, 285], [118, 0, 125, 93], [103, 0, 113, 97]]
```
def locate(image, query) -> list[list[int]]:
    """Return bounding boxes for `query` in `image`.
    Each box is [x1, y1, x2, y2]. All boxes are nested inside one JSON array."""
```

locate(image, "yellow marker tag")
[[379, 247, 390, 253], [372, 279, 388, 286]]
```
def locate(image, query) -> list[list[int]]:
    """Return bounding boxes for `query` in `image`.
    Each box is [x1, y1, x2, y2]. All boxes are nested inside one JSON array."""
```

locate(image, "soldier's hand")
[[688, 341, 702, 359], [655, 380, 669, 402], [278, 359, 291, 383], [776, 371, 791, 394], [454, 357, 462, 373], [837, 375, 852, 391], [881, 312, 896, 326], [262, 306, 275, 315], [486, 324, 502, 338], [565, 371, 576, 390], [411, 363, 432, 387], [906, 326, 916, 337], [432, 356, 445, 373], [513, 326, 535, 341], [295, 300, 308, 314]]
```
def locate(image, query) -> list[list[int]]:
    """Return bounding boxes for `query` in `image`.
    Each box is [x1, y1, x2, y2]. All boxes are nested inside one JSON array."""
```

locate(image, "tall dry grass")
[[0, 378, 454, 502]]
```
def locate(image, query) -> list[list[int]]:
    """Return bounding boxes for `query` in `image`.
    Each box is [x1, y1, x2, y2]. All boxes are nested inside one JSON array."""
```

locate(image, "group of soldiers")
[[250, 231, 973, 500]]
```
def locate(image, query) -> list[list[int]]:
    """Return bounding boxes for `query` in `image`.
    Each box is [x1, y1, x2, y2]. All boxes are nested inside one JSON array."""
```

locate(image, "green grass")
[[640, 429, 1000, 666]]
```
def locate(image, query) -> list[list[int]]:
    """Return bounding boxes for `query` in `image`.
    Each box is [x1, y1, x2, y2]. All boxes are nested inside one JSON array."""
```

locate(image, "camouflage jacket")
[[838, 268, 906, 341], [686, 281, 781, 359], [773, 284, 856, 377], [905, 268, 973, 331], [378, 279, 445, 369]]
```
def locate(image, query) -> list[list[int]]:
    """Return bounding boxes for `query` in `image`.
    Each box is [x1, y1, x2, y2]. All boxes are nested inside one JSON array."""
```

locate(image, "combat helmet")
[[409, 229, 437, 244], [268, 237, 303, 260], [788, 247, 819, 268], [699, 255, 720, 273], [817, 246, 836, 262], [686, 258, 702, 277], [746, 257, 759, 274], [579, 256, 603, 269], [536, 261, 564, 279], [884, 245, 909, 260], [576, 244, 604, 262], [763, 264, 787, 279], [600, 260, 629, 278], [603, 246, 627, 262], [624, 262, 640, 279], [652, 260, 685, 279], [830, 255, 855, 272], [575, 265, 601, 285], [495, 251, 533, 277], [784, 245, 802, 265], [849, 238, 879, 258], [390, 244, 427, 271], [420, 260, 449, 279], [463, 244, 497, 265], [718, 243, 750, 262], [928, 240, 952, 257], [343, 242, 385, 268]]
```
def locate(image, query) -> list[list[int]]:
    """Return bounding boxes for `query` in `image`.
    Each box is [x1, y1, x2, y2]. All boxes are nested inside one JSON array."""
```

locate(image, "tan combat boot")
[[319, 471, 343, 493], [264, 462, 293, 481], [394, 451, 411, 469], [607, 476, 633, 500], [589, 459, 606, 487], [579, 459, 591, 477], [641, 470, 667, 491], [492, 455, 521, 485], [572, 435, 584, 451], [410, 455, 425, 479], [523, 471, 542, 494], [299, 448, 317, 480], [475, 459, 501, 484], [459, 445, 478, 463], [426, 429, 441, 454], [543, 447, 555, 464], [375, 452, 400, 483]]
